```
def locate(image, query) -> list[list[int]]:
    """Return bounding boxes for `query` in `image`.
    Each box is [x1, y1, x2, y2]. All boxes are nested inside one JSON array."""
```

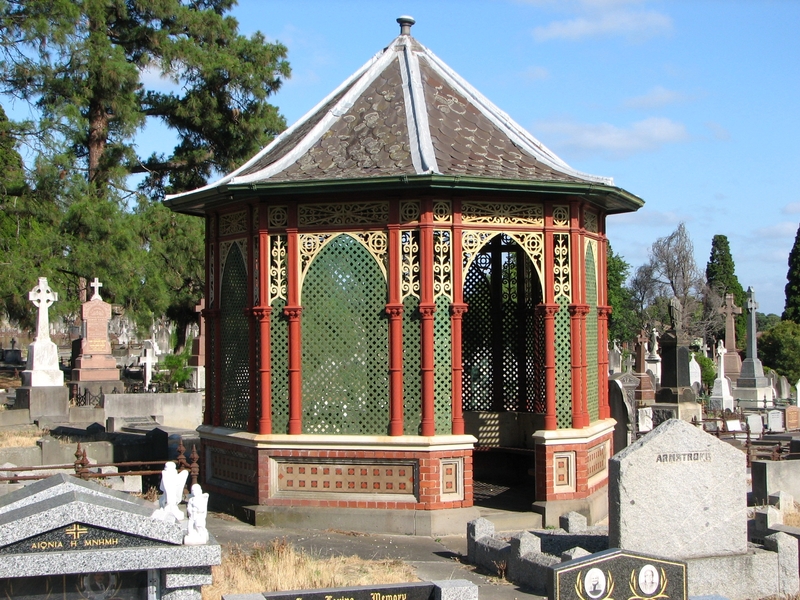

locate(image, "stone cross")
[[624, 354, 634, 374], [89, 277, 103, 301], [28, 277, 57, 342], [716, 339, 727, 380], [745, 286, 759, 360], [9, 338, 15, 350], [635, 330, 648, 372], [718, 293, 742, 352]]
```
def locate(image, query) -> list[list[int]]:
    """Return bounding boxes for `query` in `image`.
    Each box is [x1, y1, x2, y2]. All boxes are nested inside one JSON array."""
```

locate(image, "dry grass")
[[0, 426, 46, 448], [0, 372, 21, 390], [784, 505, 800, 527], [202, 539, 418, 600]]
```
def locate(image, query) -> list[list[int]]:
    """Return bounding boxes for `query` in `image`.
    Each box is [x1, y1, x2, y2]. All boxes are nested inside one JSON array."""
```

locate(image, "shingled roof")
[[166, 17, 643, 214]]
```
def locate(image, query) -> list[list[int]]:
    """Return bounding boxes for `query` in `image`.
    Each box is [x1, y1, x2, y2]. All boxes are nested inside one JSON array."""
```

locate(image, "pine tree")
[[0, 0, 290, 328], [783, 224, 800, 323], [705, 234, 746, 345]]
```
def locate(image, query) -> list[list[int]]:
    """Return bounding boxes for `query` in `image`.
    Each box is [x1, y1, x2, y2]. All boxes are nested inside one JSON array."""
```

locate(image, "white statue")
[[183, 484, 210, 545], [152, 462, 188, 522]]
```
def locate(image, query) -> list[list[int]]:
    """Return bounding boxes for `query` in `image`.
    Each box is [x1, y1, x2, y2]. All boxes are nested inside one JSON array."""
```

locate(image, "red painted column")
[[284, 205, 303, 435], [538, 303, 560, 430], [387, 209, 404, 436], [597, 305, 612, 420], [450, 197, 466, 435], [568, 201, 587, 429], [419, 198, 436, 437], [568, 305, 585, 429], [254, 306, 272, 434]]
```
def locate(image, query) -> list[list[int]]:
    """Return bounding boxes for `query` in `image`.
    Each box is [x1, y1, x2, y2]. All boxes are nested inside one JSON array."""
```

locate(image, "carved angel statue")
[[183, 484, 210, 545], [151, 462, 189, 522]]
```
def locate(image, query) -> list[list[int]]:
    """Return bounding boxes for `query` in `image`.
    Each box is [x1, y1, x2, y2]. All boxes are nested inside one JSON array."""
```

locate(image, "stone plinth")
[[710, 376, 735, 412], [14, 386, 69, 420], [22, 339, 64, 387], [609, 418, 747, 560]]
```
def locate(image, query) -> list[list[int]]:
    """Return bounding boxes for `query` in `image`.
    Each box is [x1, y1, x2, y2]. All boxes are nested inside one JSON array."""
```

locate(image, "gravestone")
[[187, 300, 206, 390], [0, 473, 220, 599], [72, 278, 123, 395], [638, 406, 653, 433], [608, 340, 621, 374], [227, 581, 478, 600], [736, 287, 774, 407], [709, 341, 734, 412], [609, 370, 639, 451], [719, 293, 743, 380], [779, 376, 791, 400], [549, 549, 687, 600], [746, 414, 764, 437], [609, 419, 747, 559], [787, 406, 800, 431], [656, 327, 695, 404], [768, 410, 784, 433], [645, 328, 662, 384], [15, 278, 69, 420], [688, 354, 702, 389]]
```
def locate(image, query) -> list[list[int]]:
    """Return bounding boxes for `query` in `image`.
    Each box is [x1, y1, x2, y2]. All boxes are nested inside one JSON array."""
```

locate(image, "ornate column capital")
[[385, 303, 404, 318], [450, 303, 468, 317], [536, 303, 560, 318], [250, 306, 272, 321], [568, 303, 591, 317], [597, 305, 612, 318], [283, 306, 303, 319]]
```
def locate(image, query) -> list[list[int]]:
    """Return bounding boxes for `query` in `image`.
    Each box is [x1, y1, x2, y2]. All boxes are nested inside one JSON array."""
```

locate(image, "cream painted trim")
[[532, 418, 616, 446], [197, 426, 476, 451]]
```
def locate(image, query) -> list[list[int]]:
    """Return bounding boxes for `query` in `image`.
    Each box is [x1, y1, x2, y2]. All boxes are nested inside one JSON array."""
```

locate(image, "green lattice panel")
[[403, 296, 421, 435], [220, 244, 250, 430], [500, 252, 521, 410], [301, 235, 389, 435], [270, 297, 289, 434], [434, 295, 452, 434], [462, 252, 492, 411], [555, 295, 572, 429], [531, 305, 546, 413], [207, 307, 216, 422], [585, 246, 599, 423]]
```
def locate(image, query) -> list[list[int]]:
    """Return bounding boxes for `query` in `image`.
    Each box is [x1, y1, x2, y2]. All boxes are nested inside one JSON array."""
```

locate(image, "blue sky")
[[167, 1, 799, 315]]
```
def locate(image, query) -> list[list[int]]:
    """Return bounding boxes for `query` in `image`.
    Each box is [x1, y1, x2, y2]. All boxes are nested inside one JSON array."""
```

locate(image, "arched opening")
[[462, 234, 544, 413]]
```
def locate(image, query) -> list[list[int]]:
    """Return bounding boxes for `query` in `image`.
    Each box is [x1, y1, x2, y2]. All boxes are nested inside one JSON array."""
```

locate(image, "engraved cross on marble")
[[89, 277, 103, 301], [28, 277, 57, 342]]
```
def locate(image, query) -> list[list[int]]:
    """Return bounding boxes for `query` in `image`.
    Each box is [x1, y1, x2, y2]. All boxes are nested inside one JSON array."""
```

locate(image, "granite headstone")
[[609, 419, 747, 560]]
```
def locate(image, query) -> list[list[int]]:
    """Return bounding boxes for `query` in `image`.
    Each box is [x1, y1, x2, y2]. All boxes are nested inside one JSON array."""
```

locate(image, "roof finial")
[[397, 15, 415, 36]]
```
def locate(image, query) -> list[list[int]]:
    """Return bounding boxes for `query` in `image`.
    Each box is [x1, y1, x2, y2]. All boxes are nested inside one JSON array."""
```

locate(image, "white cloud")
[[624, 86, 688, 109], [520, 65, 550, 81], [782, 203, 800, 215], [705, 121, 731, 142], [139, 64, 180, 93], [535, 117, 689, 158], [533, 9, 672, 42], [755, 222, 799, 238]]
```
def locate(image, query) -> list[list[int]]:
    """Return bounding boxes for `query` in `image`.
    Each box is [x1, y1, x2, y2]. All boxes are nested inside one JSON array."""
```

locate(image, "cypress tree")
[[783, 224, 800, 323], [705, 234, 746, 345]]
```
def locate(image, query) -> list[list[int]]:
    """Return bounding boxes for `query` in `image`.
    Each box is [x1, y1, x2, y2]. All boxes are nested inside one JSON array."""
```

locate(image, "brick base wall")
[[202, 437, 473, 511]]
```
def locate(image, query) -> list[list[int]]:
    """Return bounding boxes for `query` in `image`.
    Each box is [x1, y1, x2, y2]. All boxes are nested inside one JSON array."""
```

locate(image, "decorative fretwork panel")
[[400, 201, 420, 224], [220, 239, 247, 279], [401, 230, 420, 301], [433, 229, 452, 301], [462, 235, 543, 413], [403, 295, 422, 435], [552, 205, 569, 227], [587, 441, 608, 480], [554, 233, 571, 301], [269, 205, 288, 228], [271, 297, 289, 434], [253, 236, 259, 306], [433, 200, 451, 223], [462, 201, 544, 226], [220, 244, 250, 430], [532, 304, 546, 413], [209, 239, 216, 308], [555, 295, 572, 429], [301, 235, 389, 434], [219, 210, 247, 236], [463, 231, 543, 287], [269, 235, 287, 304], [584, 210, 598, 233], [298, 202, 389, 226], [434, 295, 452, 434], [585, 244, 599, 423]]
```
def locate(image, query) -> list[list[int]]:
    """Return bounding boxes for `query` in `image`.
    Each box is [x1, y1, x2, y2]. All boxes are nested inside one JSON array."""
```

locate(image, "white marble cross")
[[28, 277, 57, 342], [90, 277, 103, 301]]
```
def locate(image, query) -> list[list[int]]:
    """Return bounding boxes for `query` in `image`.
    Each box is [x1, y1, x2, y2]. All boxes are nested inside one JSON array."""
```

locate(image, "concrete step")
[[478, 506, 543, 532]]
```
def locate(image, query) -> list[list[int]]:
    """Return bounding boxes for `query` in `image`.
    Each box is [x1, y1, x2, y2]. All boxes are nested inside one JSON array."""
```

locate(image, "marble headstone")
[[21, 277, 64, 387], [768, 410, 784, 433], [746, 414, 764, 437], [609, 419, 747, 560]]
